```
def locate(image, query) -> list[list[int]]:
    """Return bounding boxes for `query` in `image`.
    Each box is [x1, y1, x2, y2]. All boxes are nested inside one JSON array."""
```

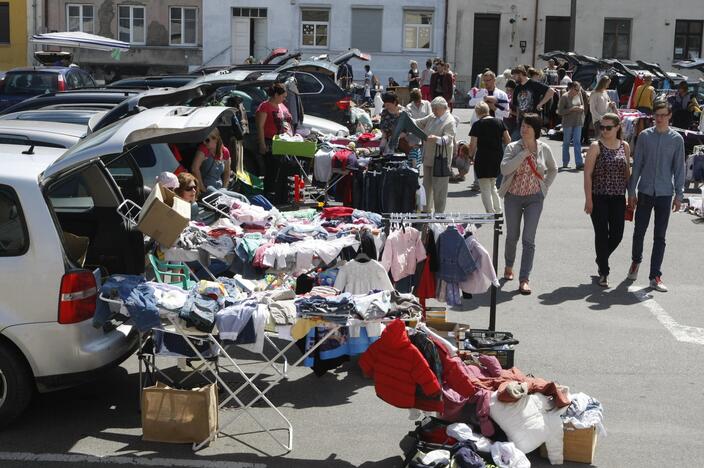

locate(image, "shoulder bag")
[[432, 140, 452, 177]]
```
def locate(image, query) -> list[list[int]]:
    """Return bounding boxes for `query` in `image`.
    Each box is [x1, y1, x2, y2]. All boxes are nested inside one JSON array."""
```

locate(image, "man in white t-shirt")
[[558, 68, 572, 86], [468, 70, 510, 124]]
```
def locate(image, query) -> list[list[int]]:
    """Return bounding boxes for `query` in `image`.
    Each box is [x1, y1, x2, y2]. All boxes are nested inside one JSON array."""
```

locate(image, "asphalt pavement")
[[2, 108, 703, 467]]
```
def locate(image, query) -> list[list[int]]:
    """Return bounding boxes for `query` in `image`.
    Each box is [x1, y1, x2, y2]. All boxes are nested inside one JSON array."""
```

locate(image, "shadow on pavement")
[[537, 277, 646, 311], [447, 189, 480, 199]]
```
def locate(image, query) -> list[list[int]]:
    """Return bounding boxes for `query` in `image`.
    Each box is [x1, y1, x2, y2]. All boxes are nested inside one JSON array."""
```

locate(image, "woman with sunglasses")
[[191, 128, 230, 195], [583, 113, 630, 288]]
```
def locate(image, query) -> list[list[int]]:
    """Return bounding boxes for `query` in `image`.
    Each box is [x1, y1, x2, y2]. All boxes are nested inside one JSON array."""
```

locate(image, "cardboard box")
[[137, 183, 191, 248], [426, 320, 470, 346], [540, 424, 598, 464]]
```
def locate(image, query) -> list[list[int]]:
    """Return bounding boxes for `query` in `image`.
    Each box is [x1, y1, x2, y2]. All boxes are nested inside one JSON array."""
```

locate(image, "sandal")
[[519, 281, 531, 295], [503, 268, 514, 281]]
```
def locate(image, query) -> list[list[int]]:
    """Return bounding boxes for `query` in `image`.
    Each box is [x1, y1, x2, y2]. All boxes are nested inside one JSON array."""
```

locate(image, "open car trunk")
[[46, 162, 145, 275], [40, 105, 235, 276]]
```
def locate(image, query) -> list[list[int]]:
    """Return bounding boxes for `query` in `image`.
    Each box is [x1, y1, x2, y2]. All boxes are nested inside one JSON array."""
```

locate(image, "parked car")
[[0, 109, 104, 125], [0, 66, 97, 112], [0, 89, 138, 115], [105, 75, 196, 90], [0, 105, 233, 427], [189, 49, 302, 76], [0, 120, 86, 148], [0, 118, 184, 184]]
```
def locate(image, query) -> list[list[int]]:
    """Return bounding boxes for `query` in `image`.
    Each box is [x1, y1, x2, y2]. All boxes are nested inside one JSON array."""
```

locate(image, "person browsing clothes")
[[255, 82, 293, 203]]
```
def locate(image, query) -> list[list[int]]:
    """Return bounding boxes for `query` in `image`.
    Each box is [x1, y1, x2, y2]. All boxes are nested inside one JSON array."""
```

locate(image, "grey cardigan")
[[499, 139, 558, 197]]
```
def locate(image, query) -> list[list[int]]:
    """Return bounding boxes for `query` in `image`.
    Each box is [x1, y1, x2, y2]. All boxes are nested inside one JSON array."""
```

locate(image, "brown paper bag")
[[141, 382, 218, 444]]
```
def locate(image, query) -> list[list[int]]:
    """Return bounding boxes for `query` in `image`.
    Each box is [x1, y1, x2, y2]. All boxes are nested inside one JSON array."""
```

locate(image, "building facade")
[[202, 0, 446, 87], [0, 0, 29, 70], [45, 0, 203, 81], [447, 0, 704, 94]]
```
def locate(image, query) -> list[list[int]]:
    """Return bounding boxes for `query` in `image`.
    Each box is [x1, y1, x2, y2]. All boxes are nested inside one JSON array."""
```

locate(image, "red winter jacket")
[[359, 319, 442, 410]]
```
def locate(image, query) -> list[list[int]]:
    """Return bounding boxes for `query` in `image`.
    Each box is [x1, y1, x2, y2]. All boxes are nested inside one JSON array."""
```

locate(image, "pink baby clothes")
[[380, 227, 427, 282]]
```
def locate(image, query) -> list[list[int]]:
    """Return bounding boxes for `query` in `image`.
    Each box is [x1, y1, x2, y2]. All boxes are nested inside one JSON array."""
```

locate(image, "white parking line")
[[0, 452, 266, 467], [629, 286, 704, 345]]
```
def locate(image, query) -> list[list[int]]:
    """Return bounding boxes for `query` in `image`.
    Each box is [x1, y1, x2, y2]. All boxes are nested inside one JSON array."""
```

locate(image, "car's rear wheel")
[[0, 343, 34, 429]]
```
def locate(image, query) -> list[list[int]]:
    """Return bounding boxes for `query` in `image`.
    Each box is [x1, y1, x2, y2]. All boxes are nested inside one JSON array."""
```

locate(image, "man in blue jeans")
[[627, 101, 685, 292]]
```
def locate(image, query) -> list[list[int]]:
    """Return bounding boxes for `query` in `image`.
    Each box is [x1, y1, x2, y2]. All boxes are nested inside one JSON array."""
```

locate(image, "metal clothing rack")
[[382, 212, 503, 331], [99, 294, 294, 452]]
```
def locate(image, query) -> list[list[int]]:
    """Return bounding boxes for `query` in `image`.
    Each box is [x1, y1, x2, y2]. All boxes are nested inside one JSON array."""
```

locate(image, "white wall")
[[448, 0, 703, 94], [202, 0, 446, 87]]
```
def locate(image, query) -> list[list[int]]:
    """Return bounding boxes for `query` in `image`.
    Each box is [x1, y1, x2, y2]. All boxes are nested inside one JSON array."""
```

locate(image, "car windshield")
[[3, 72, 59, 95]]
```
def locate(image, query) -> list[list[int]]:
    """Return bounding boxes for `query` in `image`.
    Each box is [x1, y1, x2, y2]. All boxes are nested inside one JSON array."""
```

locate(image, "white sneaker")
[[627, 262, 639, 280], [598, 275, 609, 287], [650, 276, 668, 292]]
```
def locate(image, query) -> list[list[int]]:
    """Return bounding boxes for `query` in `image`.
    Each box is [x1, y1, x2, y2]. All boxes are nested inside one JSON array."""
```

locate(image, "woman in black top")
[[408, 60, 420, 89], [468, 102, 511, 213]]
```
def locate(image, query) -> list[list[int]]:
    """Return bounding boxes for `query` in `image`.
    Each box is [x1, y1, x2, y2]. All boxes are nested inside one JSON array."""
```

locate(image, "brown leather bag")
[[397, 136, 411, 154]]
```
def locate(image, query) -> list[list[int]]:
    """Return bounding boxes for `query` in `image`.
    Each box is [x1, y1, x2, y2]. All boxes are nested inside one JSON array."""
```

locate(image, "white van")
[[0, 105, 234, 427]]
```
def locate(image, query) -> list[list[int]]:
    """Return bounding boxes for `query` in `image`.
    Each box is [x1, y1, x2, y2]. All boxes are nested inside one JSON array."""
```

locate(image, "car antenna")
[[22, 145, 35, 155]]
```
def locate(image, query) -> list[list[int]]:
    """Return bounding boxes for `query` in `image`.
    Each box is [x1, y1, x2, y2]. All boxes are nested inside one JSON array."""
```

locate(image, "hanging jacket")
[[459, 235, 500, 294], [359, 319, 442, 411], [436, 226, 477, 282]]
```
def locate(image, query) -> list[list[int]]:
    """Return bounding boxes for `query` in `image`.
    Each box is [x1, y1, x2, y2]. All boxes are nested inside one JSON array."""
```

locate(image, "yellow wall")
[[0, 0, 29, 70]]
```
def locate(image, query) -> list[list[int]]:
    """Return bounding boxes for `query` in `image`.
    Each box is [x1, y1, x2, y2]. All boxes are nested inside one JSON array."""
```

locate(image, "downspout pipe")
[[532, 0, 539, 65], [443, 0, 448, 61]]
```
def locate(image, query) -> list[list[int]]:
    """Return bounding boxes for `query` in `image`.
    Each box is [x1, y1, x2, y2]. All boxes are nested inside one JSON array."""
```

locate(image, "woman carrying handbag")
[[414, 97, 456, 213], [500, 113, 557, 294]]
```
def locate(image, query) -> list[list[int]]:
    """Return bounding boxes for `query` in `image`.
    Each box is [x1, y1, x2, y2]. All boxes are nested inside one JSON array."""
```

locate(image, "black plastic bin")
[[466, 329, 518, 369]]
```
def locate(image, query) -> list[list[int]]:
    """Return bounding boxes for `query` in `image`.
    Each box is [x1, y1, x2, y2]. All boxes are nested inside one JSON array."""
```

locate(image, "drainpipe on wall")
[[443, 0, 448, 61], [531, 0, 539, 65]]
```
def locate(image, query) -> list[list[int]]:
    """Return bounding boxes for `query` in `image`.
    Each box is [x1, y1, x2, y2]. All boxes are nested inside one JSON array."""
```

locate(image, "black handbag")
[[432, 140, 452, 178]]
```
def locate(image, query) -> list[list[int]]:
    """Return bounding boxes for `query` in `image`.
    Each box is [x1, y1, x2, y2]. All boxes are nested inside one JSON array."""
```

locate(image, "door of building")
[[231, 17, 250, 64], [252, 18, 268, 61], [471, 14, 500, 83]]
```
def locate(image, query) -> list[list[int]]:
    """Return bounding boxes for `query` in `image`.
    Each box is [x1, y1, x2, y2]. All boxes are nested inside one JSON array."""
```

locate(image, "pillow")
[[488, 392, 565, 464]]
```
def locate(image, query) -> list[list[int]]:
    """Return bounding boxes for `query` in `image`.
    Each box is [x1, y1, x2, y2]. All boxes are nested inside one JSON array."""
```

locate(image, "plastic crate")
[[271, 136, 317, 157], [466, 329, 518, 369]]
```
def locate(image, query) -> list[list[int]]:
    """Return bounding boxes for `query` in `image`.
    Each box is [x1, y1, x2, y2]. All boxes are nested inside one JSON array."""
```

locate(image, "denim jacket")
[[436, 226, 477, 282]]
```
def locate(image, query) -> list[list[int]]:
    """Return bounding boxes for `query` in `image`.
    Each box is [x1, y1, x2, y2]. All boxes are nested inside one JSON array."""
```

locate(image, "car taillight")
[[58, 270, 97, 324], [336, 99, 351, 111], [57, 74, 66, 91]]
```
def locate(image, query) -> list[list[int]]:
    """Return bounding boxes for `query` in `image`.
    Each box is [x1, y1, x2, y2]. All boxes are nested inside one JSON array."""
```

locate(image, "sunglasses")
[[599, 124, 617, 131], [185, 185, 197, 191], [204, 136, 216, 143]]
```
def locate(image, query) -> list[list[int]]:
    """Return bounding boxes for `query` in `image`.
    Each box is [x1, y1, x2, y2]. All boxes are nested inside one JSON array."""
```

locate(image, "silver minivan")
[[0, 105, 233, 427]]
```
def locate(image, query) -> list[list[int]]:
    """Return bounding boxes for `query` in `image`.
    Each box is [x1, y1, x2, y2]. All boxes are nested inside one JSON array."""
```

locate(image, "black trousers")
[[590, 194, 626, 276]]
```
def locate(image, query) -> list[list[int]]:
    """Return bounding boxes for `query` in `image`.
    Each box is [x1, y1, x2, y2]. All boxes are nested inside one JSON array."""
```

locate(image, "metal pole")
[[489, 216, 501, 331], [569, 0, 577, 51]]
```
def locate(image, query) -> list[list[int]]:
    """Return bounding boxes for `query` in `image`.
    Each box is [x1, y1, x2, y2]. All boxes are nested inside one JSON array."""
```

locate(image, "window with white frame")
[[170, 7, 197, 45], [118, 5, 145, 44], [301, 9, 329, 48], [66, 4, 94, 33], [403, 10, 432, 50]]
